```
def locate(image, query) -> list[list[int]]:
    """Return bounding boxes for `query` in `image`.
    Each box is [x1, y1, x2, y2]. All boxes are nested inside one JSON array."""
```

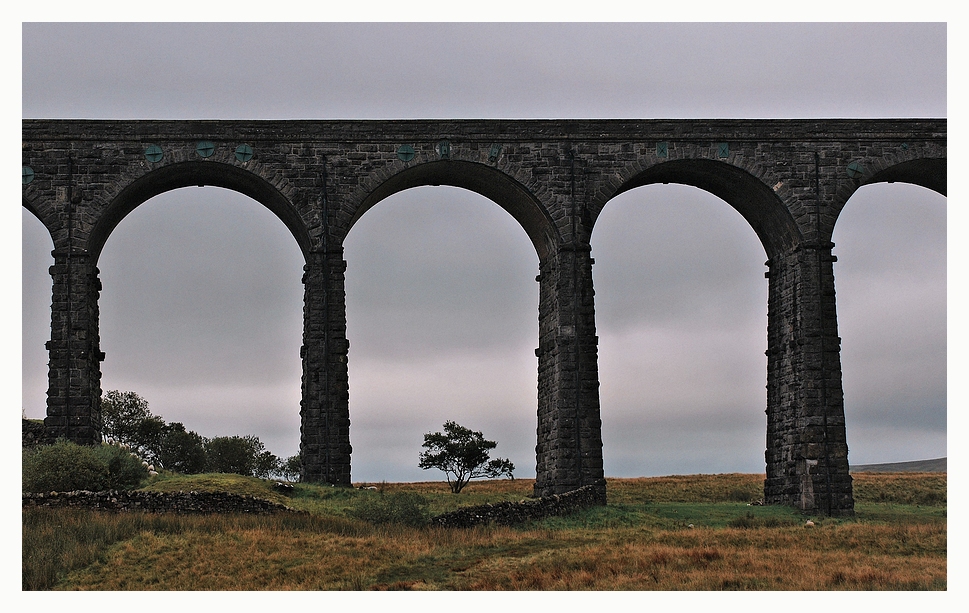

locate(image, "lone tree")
[[418, 420, 515, 493]]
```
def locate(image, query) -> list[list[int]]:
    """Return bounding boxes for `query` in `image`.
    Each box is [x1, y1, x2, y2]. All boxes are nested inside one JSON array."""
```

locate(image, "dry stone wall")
[[431, 481, 606, 528], [22, 489, 300, 515]]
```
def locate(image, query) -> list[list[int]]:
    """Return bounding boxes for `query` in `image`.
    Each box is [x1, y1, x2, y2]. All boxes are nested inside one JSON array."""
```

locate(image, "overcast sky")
[[20, 21, 947, 482]]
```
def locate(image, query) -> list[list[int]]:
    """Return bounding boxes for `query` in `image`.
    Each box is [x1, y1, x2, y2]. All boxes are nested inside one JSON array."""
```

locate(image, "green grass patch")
[[853, 502, 948, 523]]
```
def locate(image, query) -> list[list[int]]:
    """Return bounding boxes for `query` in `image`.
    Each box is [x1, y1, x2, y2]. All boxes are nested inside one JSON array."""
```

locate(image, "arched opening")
[[22, 208, 55, 420], [591, 184, 768, 477], [351, 160, 558, 260], [95, 187, 305, 462], [343, 186, 539, 483], [832, 182, 946, 465], [607, 158, 801, 257], [88, 160, 312, 263]]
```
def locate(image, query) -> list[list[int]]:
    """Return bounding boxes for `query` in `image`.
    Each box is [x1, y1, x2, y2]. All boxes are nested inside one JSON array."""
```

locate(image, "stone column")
[[764, 244, 853, 516], [534, 242, 606, 502], [45, 250, 104, 444], [299, 248, 352, 485]]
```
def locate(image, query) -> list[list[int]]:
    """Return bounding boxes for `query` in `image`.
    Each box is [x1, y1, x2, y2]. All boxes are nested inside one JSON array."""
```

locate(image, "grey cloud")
[[23, 23, 946, 120]]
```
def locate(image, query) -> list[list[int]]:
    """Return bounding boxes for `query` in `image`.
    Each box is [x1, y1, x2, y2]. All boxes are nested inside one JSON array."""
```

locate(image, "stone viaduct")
[[22, 119, 946, 516]]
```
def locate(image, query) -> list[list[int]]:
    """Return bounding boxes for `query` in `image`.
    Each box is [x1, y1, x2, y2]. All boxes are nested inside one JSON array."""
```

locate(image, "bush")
[[93, 444, 150, 490], [23, 440, 109, 493], [349, 491, 430, 527], [22, 440, 148, 493]]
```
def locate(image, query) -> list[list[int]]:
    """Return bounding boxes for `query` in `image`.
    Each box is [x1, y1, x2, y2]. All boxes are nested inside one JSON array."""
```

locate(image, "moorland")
[[23, 471, 946, 590]]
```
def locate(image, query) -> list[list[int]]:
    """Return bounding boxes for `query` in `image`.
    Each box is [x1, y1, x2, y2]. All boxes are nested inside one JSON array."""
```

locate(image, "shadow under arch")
[[604, 159, 802, 257], [348, 160, 559, 260], [88, 160, 312, 264]]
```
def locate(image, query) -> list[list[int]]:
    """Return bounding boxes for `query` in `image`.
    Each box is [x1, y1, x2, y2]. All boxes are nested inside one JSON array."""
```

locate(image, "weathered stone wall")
[[22, 490, 300, 515], [22, 118, 947, 516], [431, 481, 607, 528]]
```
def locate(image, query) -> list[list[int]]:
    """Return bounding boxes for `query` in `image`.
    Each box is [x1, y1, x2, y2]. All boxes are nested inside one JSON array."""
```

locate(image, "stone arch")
[[345, 159, 559, 260], [87, 160, 313, 264], [22, 193, 44, 225], [594, 158, 802, 258], [336, 159, 569, 490], [588, 157, 853, 512], [869, 158, 947, 195], [831, 156, 946, 235]]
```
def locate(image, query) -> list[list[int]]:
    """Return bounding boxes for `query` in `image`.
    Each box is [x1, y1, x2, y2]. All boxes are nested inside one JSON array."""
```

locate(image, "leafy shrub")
[[22, 440, 149, 493], [23, 440, 109, 493], [93, 444, 149, 490], [100, 390, 293, 479], [254, 450, 282, 480], [349, 491, 430, 527]]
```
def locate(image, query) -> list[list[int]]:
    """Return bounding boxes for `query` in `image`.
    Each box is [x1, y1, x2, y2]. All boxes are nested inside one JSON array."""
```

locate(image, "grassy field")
[[22, 472, 946, 591]]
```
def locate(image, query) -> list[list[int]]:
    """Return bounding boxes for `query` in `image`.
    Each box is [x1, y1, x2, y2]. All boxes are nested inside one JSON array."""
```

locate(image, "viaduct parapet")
[[22, 119, 947, 516]]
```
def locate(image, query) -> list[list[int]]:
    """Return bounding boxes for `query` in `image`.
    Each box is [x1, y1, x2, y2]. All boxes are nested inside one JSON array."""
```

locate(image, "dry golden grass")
[[850, 472, 947, 506], [53, 515, 945, 591], [25, 472, 946, 591]]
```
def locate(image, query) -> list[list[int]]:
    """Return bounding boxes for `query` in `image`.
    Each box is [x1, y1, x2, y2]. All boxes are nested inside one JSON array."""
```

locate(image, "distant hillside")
[[850, 458, 946, 473]]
